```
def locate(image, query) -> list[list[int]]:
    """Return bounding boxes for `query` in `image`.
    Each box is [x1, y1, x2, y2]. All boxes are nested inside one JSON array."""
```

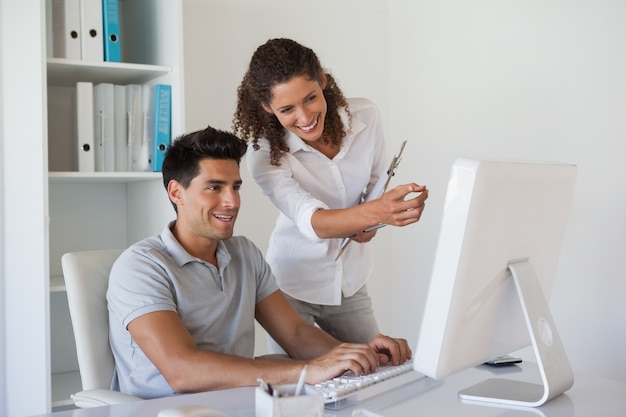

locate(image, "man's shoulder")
[[112, 235, 167, 272], [123, 235, 165, 258]]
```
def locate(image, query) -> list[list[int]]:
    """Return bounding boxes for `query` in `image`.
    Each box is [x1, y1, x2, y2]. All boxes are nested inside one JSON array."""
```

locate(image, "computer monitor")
[[413, 157, 577, 407]]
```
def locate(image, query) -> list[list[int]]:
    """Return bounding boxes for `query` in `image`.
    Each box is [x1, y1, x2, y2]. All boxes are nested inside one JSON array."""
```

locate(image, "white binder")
[[135, 84, 153, 172], [126, 84, 145, 172], [114, 85, 128, 172], [93, 83, 115, 172], [75, 82, 95, 172], [50, 0, 81, 59], [79, 0, 104, 61]]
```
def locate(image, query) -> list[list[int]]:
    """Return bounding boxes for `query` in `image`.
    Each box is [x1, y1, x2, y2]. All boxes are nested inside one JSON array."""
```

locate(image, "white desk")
[[32, 363, 626, 417]]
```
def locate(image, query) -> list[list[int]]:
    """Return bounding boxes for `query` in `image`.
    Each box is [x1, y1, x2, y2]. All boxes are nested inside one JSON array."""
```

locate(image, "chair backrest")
[[62, 249, 124, 391]]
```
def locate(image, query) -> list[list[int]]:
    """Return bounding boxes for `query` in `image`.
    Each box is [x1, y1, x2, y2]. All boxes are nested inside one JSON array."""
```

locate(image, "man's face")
[[171, 158, 242, 242]]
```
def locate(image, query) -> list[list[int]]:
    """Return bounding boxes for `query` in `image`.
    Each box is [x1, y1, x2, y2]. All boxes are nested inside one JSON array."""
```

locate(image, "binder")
[[113, 85, 127, 171], [126, 84, 144, 171], [79, 0, 104, 61], [75, 82, 95, 172], [101, 0, 121, 62], [93, 83, 115, 171], [151, 84, 172, 172], [135, 84, 153, 172], [50, 0, 81, 59]]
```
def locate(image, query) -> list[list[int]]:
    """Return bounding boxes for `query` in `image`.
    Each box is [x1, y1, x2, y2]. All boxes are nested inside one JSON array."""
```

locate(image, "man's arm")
[[128, 308, 307, 393], [128, 290, 412, 393], [255, 291, 340, 359], [255, 291, 412, 384]]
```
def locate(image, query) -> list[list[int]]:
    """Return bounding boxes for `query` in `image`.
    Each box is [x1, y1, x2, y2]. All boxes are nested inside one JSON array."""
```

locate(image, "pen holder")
[[255, 384, 324, 417]]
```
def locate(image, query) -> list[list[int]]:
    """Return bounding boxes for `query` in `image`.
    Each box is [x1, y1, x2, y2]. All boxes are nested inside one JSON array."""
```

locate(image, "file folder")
[[102, 0, 121, 62], [50, 0, 81, 59], [93, 83, 115, 171], [126, 84, 145, 172], [75, 82, 95, 172], [114, 85, 127, 171], [151, 84, 172, 172], [136, 84, 153, 172], [79, 0, 104, 61]]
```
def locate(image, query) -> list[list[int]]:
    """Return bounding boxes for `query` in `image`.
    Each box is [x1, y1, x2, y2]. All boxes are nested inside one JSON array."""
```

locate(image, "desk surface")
[[34, 362, 626, 417]]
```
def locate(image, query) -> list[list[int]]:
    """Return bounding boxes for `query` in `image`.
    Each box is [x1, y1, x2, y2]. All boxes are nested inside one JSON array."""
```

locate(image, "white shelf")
[[51, 371, 81, 408], [47, 58, 171, 86], [49, 171, 163, 184]]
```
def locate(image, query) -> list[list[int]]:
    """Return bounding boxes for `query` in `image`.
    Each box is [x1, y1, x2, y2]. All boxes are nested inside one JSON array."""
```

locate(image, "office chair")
[[61, 249, 143, 408]]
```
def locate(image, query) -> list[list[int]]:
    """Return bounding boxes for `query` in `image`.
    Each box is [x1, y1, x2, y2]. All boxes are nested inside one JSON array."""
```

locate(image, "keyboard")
[[311, 361, 425, 409]]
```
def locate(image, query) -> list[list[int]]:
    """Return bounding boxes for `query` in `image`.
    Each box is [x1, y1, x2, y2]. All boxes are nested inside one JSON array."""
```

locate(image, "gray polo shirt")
[[107, 222, 279, 399]]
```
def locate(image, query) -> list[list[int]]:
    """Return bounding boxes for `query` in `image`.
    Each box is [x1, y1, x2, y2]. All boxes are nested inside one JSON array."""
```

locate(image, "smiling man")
[[106, 125, 411, 399]]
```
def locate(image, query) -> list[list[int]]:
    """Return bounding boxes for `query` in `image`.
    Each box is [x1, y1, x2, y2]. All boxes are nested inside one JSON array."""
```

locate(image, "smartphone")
[[484, 355, 523, 367]]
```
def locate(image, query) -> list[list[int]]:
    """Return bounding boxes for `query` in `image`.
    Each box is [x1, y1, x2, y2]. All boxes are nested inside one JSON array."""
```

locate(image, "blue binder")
[[102, 0, 121, 61], [152, 84, 172, 172]]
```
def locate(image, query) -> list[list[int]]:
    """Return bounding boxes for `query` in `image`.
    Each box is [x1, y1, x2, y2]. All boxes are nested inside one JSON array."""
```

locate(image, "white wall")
[[389, 0, 626, 382], [182, 0, 626, 382]]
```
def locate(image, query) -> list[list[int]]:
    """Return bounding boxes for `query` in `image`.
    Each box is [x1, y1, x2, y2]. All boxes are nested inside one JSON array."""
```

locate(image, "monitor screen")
[[413, 157, 577, 406]]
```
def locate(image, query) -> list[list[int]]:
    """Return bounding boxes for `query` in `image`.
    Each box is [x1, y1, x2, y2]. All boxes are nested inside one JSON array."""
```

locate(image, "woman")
[[233, 38, 428, 347]]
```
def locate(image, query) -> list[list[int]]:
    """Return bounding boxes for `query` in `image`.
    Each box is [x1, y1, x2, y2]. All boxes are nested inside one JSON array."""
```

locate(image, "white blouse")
[[246, 97, 388, 305]]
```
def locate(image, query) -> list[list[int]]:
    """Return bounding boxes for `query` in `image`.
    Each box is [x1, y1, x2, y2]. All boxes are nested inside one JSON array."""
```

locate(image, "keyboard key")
[[311, 361, 425, 409]]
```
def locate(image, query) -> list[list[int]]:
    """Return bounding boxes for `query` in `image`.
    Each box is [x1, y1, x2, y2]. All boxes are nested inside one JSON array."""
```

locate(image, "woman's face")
[[262, 74, 327, 143]]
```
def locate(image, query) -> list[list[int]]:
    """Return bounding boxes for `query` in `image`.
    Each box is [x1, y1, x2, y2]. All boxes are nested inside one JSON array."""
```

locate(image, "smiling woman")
[[261, 74, 336, 159], [232, 38, 429, 353]]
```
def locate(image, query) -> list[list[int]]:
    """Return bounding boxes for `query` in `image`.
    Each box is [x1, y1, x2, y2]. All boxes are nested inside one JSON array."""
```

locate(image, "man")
[[107, 125, 411, 399]]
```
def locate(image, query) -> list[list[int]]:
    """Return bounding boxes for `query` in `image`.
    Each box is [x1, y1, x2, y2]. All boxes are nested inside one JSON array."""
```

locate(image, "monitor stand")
[[458, 259, 574, 407]]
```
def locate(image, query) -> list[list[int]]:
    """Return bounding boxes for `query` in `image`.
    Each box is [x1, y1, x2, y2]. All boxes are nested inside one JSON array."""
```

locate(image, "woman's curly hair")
[[232, 38, 351, 166]]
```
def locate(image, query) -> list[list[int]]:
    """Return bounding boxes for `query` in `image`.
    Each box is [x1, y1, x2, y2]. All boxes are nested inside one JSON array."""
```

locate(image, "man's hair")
[[162, 125, 247, 212]]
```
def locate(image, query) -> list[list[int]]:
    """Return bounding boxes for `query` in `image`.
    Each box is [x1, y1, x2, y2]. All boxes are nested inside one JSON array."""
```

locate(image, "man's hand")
[[303, 334, 412, 384], [367, 333, 412, 366]]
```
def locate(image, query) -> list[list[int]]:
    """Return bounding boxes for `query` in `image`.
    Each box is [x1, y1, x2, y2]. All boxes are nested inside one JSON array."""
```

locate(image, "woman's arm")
[[311, 183, 429, 239]]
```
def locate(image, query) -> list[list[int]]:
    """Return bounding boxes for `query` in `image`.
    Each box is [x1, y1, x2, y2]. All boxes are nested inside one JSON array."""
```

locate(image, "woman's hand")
[[351, 228, 379, 243], [375, 183, 429, 227]]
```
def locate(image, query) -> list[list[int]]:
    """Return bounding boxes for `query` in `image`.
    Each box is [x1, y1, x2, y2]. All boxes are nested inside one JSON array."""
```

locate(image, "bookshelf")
[[44, 0, 185, 409]]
